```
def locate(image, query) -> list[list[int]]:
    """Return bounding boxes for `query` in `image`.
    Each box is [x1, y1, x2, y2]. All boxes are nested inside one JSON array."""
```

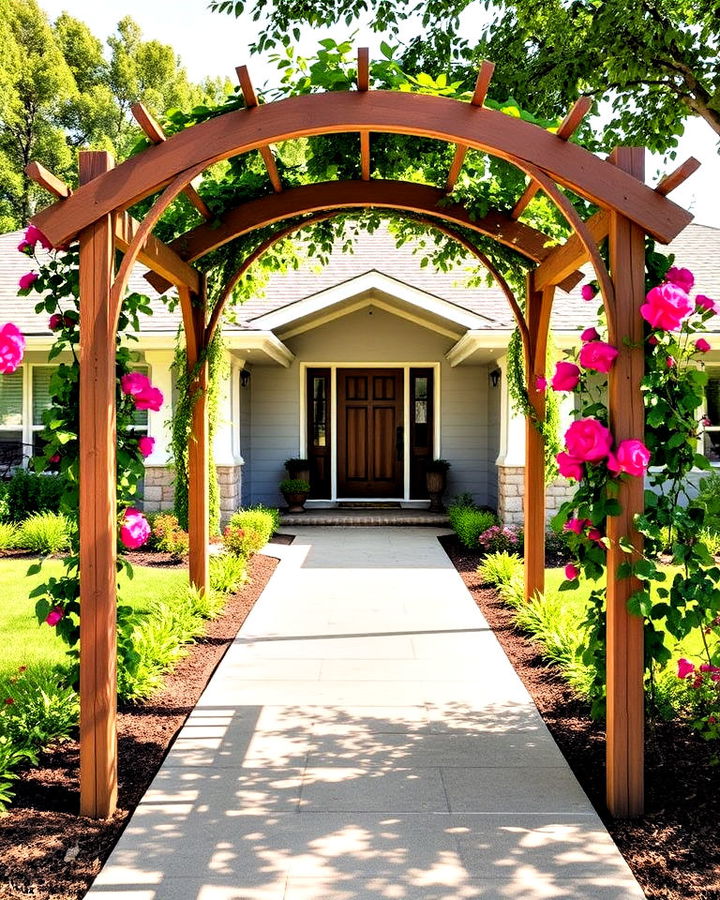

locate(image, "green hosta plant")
[[210, 553, 248, 594], [0, 666, 78, 748], [478, 551, 523, 586]]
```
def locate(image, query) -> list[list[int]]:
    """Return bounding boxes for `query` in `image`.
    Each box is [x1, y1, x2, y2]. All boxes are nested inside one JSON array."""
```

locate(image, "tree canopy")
[[210, 0, 720, 152], [0, 0, 230, 230]]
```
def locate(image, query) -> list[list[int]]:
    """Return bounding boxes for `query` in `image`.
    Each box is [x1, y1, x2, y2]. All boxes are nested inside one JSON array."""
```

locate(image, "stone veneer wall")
[[142, 466, 175, 512], [142, 463, 243, 527], [497, 465, 575, 527], [217, 465, 242, 526]]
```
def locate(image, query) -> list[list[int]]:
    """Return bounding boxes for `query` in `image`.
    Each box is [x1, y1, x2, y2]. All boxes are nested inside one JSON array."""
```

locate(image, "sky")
[[40, 0, 720, 229]]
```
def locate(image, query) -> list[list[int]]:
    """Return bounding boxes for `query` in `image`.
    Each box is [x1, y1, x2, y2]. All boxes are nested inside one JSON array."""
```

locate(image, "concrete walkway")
[[89, 528, 644, 900]]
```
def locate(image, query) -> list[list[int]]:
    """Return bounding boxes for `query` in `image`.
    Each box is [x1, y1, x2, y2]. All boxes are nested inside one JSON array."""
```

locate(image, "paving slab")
[[88, 527, 644, 899]]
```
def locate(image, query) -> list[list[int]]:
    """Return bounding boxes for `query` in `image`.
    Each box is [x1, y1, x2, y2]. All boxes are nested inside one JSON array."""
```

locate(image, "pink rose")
[[580, 327, 600, 343], [535, 375, 547, 392], [665, 266, 694, 293], [49, 454, 60, 464], [564, 417, 613, 462], [551, 361, 581, 391], [578, 340, 619, 374], [699, 664, 720, 674], [17, 239, 32, 254], [0, 323, 25, 373], [120, 372, 164, 412], [137, 435, 155, 458], [564, 563, 580, 581], [648, 336, 659, 346], [563, 517, 590, 535], [581, 284, 597, 301], [641, 283, 693, 331], [556, 451, 584, 481], [587, 528, 604, 544], [19, 272, 38, 291], [24, 225, 52, 250], [45, 607, 63, 627], [666, 356, 676, 368], [608, 439, 651, 478], [49, 314, 63, 331], [696, 295, 715, 312], [120, 507, 151, 549], [695, 338, 711, 353], [677, 658, 695, 679]]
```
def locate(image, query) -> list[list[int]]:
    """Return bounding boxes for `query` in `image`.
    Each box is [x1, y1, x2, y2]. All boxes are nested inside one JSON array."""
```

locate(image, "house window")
[[0, 369, 24, 468], [703, 372, 720, 463], [31, 366, 55, 457]]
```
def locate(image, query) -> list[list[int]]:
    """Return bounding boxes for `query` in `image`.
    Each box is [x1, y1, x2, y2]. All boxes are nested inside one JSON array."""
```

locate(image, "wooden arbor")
[[27, 55, 698, 821]]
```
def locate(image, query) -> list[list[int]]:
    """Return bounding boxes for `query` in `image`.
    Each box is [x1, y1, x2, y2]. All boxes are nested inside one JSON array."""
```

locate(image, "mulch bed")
[[440, 534, 720, 900], [0, 537, 292, 900]]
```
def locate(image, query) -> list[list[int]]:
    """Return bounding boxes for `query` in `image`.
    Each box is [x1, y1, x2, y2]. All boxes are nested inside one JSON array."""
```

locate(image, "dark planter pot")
[[282, 490, 309, 513], [425, 470, 447, 513], [286, 464, 311, 484]]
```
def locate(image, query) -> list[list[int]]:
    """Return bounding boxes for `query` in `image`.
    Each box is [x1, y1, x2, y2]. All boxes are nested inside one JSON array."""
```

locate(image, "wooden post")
[[524, 279, 554, 602], [606, 146, 646, 817], [78, 151, 118, 819], [185, 287, 210, 598]]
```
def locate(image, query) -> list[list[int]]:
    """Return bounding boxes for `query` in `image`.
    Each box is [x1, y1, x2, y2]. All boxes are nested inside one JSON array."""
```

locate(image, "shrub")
[[0, 666, 78, 748], [0, 470, 64, 522], [210, 553, 248, 594], [0, 522, 18, 551], [228, 507, 278, 553], [478, 552, 523, 586], [18, 512, 71, 554], [701, 529, 720, 557], [149, 514, 189, 559], [0, 484, 9, 522], [477, 524, 523, 555], [279, 478, 310, 494], [696, 471, 720, 534], [448, 505, 497, 549], [0, 735, 36, 812], [187, 583, 227, 620]]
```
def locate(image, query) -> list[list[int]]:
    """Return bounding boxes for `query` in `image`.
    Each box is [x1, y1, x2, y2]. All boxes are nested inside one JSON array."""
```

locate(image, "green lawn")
[[546, 565, 708, 663], [0, 558, 188, 676]]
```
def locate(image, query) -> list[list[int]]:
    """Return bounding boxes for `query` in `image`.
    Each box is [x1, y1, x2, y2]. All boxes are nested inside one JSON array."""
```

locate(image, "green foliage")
[[0, 735, 36, 812], [149, 514, 189, 560], [171, 331, 225, 535], [0, 522, 18, 551], [478, 551, 523, 586], [696, 472, 720, 535], [279, 478, 310, 494], [448, 505, 497, 549], [0, 665, 78, 748], [210, 553, 248, 595], [0, 471, 64, 522], [228, 507, 278, 546], [18, 512, 71, 554], [211, 0, 720, 153]]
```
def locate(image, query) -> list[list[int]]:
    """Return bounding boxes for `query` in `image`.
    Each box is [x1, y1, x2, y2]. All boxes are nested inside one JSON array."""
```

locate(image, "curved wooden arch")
[[158, 180, 569, 279], [205, 209, 530, 351], [32, 91, 691, 247]]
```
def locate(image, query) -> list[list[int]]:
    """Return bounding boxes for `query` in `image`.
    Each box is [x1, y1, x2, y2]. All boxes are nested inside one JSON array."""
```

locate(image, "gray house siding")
[[246, 306, 495, 507]]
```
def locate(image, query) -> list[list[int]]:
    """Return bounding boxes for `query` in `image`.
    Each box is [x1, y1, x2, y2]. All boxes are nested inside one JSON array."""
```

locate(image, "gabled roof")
[[1, 222, 719, 338]]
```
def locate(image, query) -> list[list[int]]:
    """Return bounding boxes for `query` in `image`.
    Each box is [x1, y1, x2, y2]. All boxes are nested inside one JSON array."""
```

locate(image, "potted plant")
[[425, 459, 451, 512], [279, 477, 311, 513], [284, 457, 311, 483]]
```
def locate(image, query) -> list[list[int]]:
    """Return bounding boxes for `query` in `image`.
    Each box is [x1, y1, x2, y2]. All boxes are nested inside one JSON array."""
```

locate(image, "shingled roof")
[[1, 223, 718, 337]]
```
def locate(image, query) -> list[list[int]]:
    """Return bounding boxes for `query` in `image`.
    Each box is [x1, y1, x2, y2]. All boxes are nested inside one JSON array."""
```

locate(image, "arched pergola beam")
[[31, 91, 691, 247], [204, 209, 531, 352], [145, 180, 579, 295]]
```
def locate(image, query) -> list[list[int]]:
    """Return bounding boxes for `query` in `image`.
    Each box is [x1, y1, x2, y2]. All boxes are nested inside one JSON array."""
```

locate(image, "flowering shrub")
[[545, 262, 720, 718], [477, 524, 523, 555], [149, 513, 190, 559], [675, 657, 720, 741], [0, 323, 25, 373]]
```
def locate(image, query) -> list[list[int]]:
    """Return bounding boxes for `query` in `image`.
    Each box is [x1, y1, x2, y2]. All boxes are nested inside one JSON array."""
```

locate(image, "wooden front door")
[[338, 369, 404, 497]]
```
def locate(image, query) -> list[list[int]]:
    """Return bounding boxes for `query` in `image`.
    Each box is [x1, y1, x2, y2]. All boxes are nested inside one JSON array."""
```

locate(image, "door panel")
[[307, 368, 331, 498], [338, 369, 404, 497]]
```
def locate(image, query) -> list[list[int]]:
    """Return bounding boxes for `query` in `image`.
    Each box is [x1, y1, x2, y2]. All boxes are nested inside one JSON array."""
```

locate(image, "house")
[[1, 223, 719, 524]]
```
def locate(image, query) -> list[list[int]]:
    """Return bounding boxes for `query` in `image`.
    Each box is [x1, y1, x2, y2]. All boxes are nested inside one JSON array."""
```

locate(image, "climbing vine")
[[550, 260, 720, 718], [170, 330, 226, 536]]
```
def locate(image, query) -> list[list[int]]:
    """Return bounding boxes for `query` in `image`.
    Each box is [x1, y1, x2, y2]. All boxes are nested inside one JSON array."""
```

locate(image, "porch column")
[[606, 147, 646, 817], [78, 151, 118, 819]]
